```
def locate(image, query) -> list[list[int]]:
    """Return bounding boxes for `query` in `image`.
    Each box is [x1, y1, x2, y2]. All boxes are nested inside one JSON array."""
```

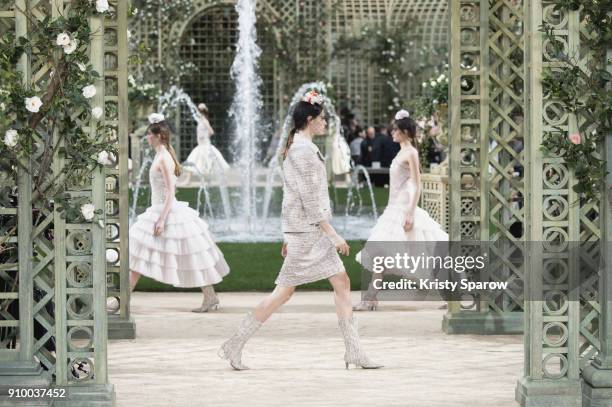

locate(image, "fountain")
[[128, 0, 380, 242], [228, 0, 263, 233]]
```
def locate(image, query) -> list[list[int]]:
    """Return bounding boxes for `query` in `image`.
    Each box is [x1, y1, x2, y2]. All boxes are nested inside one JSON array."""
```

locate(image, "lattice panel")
[[449, 0, 483, 242], [419, 173, 448, 232], [330, 0, 449, 124], [522, 0, 582, 385], [483, 0, 526, 316], [103, 0, 130, 324]]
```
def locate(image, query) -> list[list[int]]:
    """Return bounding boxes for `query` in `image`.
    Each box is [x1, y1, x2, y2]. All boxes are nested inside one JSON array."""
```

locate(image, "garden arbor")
[[0, 1, 610, 407], [0, 0, 129, 405]]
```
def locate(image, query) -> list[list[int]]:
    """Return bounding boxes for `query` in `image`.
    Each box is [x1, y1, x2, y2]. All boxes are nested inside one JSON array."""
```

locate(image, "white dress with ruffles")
[[129, 150, 230, 287], [356, 155, 449, 270], [185, 116, 230, 176]]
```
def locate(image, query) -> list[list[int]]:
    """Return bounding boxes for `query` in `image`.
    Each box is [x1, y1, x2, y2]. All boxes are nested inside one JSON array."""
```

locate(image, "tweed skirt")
[[275, 228, 345, 287]]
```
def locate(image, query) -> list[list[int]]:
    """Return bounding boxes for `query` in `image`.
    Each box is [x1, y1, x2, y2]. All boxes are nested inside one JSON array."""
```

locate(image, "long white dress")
[[185, 116, 230, 176], [129, 149, 230, 287], [356, 154, 448, 273]]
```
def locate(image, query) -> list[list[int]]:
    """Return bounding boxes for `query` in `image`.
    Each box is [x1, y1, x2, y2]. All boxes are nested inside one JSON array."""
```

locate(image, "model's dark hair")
[[147, 121, 182, 176], [395, 116, 418, 147], [282, 100, 324, 159]]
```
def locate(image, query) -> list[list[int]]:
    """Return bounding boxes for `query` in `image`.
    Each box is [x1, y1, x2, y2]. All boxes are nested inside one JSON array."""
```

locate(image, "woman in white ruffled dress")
[[354, 110, 449, 311], [129, 114, 230, 312], [183, 103, 230, 183]]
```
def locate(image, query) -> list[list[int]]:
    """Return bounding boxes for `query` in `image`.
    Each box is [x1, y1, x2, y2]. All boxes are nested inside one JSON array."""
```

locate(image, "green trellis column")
[[0, 0, 51, 393], [444, 0, 524, 335], [581, 35, 612, 407], [105, 0, 136, 340], [515, 1, 582, 405]]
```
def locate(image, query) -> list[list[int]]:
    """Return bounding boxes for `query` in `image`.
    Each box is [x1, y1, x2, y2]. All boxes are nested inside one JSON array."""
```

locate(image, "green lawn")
[[132, 185, 387, 292], [134, 240, 368, 292]]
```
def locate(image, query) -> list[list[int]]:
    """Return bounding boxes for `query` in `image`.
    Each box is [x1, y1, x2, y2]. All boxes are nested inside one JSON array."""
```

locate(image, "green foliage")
[[127, 0, 198, 119], [334, 23, 447, 114], [539, 0, 611, 201], [0, 1, 117, 222]]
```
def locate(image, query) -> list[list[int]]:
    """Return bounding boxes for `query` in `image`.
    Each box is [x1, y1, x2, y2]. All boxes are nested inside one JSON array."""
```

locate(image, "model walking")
[[354, 110, 449, 311], [218, 91, 383, 370], [129, 113, 230, 312], [183, 103, 230, 183]]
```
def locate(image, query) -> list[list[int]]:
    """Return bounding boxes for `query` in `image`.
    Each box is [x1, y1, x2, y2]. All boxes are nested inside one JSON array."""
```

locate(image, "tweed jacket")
[[281, 134, 332, 233]]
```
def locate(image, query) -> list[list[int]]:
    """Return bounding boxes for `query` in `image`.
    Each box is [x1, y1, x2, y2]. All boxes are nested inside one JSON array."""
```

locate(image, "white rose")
[[95, 0, 110, 13], [97, 150, 111, 165], [76, 62, 87, 72], [80, 203, 96, 221], [4, 129, 18, 147], [92, 106, 103, 119], [422, 82, 427, 88], [0, 102, 5, 111], [461, 79, 469, 87], [63, 38, 79, 54], [56, 32, 71, 46], [82, 84, 97, 99], [437, 74, 446, 83], [127, 29, 132, 40], [430, 80, 437, 87], [25, 96, 43, 113]]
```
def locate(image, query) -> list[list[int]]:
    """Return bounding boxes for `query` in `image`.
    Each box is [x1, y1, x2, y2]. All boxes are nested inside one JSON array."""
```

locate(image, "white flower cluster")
[[55, 32, 79, 55], [4, 129, 18, 148], [395, 109, 410, 121], [80, 203, 95, 221], [148, 113, 165, 124], [97, 150, 116, 166]]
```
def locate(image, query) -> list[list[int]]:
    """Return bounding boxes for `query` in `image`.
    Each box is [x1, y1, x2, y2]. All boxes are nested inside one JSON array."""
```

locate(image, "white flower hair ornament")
[[395, 109, 410, 121], [148, 113, 165, 124], [302, 90, 323, 105]]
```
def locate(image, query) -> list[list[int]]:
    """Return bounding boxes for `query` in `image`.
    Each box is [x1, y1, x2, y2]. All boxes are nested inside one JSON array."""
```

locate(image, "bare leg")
[[129, 271, 141, 292], [328, 272, 353, 318], [252, 285, 296, 322]]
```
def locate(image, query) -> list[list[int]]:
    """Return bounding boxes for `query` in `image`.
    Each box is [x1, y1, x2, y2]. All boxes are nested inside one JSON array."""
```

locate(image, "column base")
[[582, 362, 612, 407], [53, 384, 115, 407], [0, 361, 51, 406], [108, 315, 136, 340], [515, 377, 581, 407], [442, 311, 523, 334]]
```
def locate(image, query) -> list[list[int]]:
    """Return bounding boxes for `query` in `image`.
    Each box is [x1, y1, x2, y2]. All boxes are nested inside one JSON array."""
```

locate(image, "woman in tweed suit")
[[218, 91, 382, 371]]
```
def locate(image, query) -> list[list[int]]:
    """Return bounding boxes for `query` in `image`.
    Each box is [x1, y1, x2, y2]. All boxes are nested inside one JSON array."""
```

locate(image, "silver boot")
[[192, 285, 220, 313], [218, 313, 262, 370], [338, 315, 383, 369]]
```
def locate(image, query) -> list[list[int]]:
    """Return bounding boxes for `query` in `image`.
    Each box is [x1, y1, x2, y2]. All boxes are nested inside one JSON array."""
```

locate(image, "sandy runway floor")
[[108, 291, 522, 407]]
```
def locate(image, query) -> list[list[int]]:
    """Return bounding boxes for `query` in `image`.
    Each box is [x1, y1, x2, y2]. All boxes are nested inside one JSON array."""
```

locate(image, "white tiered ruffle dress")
[[129, 150, 230, 287], [184, 116, 230, 176], [356, 156, 448, 275]]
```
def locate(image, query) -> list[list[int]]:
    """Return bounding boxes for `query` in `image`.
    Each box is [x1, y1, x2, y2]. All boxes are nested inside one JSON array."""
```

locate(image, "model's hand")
[[403, 213, 414, 232], [154, 218, 165, 236], [334, 237, 350, 256], [281, 243, 288, 258]]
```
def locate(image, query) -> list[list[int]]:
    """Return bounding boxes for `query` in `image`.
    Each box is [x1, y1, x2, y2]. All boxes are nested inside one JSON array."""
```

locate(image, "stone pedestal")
[[515, 377, 581, 407], [108, 315, 136, 340]]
